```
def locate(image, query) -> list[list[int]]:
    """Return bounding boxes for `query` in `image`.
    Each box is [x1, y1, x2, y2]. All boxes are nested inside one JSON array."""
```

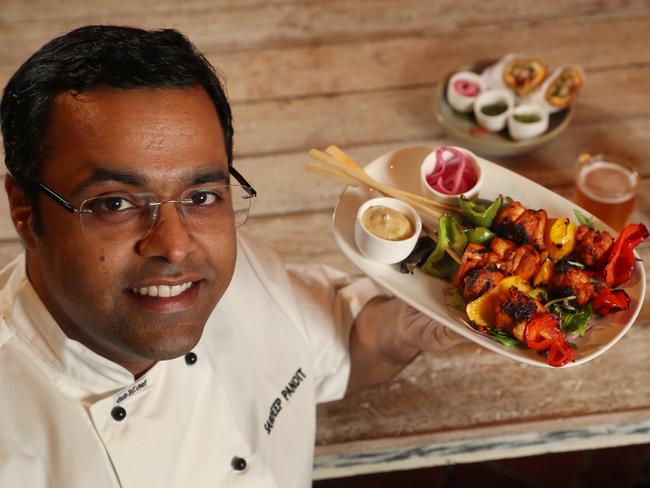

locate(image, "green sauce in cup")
[[513, 113, 542, 123], [480, 102, 508, 116]]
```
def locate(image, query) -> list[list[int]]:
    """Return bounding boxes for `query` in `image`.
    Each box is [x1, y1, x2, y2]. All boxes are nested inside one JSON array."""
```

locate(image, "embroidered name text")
[[264, 367, 306, 434], [115, 378, 148, 404], [281, 368, 306, 401]]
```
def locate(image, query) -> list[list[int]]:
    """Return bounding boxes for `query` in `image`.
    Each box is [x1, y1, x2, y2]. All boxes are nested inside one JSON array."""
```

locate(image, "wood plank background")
[[1, 0, 649, 479]]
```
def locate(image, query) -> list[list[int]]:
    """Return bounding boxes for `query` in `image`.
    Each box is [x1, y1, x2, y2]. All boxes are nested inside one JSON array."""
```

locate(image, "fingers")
[[397, 301, 467, 352]]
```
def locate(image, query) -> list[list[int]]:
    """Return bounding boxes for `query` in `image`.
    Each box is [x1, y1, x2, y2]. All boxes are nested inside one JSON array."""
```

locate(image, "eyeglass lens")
[[78, 184, 252, 241]]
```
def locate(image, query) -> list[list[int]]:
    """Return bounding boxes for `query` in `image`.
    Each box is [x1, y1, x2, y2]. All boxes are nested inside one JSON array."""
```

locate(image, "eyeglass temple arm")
[[229, 166, 257, 198], [37, 182, 78, 213]]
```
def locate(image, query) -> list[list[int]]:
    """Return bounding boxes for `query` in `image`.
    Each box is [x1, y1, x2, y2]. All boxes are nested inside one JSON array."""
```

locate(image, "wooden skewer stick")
[[324, 145, 364, 171], [322, 145, 459, 213], [423, 224, 463, 264], [308, 150, 444, 220], [309, 149, 441, 218], [446, 248, 463, 265], [389, 187, 459, 212]]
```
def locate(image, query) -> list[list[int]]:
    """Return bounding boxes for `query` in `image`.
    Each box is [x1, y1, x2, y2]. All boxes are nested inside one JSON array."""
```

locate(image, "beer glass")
[[575, 153, 638, 232]]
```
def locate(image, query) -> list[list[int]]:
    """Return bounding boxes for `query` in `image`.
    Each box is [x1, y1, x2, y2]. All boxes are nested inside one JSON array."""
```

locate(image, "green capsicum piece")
[[464, 226, 495, 246], [459, 194, 503, 227], [421, 253, 459, 279], [420, 215, 467, 278]]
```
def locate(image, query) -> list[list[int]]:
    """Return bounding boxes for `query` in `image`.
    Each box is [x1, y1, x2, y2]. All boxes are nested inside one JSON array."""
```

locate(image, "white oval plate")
[[332, 145, 646, 368]]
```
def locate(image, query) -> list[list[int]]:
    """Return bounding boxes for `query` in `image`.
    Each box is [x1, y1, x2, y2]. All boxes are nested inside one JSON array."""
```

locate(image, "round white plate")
[[332, 145, 646, 368]]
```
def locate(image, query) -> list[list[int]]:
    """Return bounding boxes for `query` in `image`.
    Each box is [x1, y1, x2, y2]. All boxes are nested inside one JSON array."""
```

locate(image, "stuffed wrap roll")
[[482, 53, 547, 97], [522, 66, 584, 113]]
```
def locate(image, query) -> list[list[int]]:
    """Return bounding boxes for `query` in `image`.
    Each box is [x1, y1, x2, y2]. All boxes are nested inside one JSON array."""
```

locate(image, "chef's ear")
[[5, 174, 37, 249]]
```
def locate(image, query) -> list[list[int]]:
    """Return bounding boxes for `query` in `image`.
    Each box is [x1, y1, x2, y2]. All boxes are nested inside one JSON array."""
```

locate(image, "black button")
[[111, 406, 126, 421], [185, 352, 198, 365], [231, 456, 247, 472]]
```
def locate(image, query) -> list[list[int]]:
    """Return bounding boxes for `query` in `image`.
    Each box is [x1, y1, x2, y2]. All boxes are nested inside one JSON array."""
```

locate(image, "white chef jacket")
[[0, 231, 383, 487]]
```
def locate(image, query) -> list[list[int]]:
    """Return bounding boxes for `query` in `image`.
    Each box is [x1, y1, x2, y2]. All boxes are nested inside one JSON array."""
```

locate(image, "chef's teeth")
[[131, 282, 193, 297]]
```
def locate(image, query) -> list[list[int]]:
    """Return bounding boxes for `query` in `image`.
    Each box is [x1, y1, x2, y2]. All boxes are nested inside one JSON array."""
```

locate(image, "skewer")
[[423, 224, 463, 264], [325, 145, 459, 209], [319, 146, 459, 213], [308, 149, 458, 222], [307, 164, 442, 219], [310, 164, 443, 220], [309, 150, 443, 220], [446, 248, 463, 265]]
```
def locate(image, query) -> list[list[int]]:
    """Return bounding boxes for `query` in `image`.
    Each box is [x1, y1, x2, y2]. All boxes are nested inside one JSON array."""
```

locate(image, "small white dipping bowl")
[[420, 146, 483, 205], [447, 71, 486, 112], [473, 89, 515, 132], [507, 103, 549, 141], [355, 197, 422, 264]]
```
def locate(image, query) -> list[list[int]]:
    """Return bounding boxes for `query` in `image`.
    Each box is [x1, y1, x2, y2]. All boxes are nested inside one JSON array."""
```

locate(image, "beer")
[[575, 156, 638, 232]]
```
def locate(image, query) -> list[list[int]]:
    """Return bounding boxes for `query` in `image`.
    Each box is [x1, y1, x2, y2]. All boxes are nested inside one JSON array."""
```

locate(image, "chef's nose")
[[136, 202, 196, 263]]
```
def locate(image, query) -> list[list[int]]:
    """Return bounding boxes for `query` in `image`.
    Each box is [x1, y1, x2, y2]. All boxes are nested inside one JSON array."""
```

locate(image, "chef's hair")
[[0, 25, 234, 200]]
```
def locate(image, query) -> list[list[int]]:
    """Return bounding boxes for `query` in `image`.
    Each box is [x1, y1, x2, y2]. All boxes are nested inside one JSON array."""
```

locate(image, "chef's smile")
[[131, 281, 195, 297], [127, 277, 203, 313]]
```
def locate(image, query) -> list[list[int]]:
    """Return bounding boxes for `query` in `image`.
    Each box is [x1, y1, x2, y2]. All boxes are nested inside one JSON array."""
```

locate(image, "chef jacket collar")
[[7, 254, 139, 400]]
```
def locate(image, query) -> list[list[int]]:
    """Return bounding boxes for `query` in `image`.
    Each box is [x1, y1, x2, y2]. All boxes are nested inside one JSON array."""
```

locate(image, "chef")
[[0, 26, 462, 487]]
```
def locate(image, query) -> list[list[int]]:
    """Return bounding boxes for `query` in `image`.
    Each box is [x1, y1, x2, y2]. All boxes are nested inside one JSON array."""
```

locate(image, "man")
[[0, 26, 461, 487]]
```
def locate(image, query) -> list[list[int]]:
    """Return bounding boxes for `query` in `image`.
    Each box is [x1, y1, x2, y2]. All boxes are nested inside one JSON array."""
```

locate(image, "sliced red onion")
[[426, 147, 477, 195], [453, 79, 481, 97]]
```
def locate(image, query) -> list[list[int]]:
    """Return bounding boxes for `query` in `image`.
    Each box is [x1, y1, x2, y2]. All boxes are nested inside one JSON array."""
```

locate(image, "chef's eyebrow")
[[190, 170, 229, 186], [71, 168, 146, 197], [71, 167, 230, 197]]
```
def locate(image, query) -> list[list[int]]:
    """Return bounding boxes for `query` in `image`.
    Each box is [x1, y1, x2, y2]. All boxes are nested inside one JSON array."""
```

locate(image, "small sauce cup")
[[355, 197, 422, 264], [507, 103, 549, 141], [447, 71, 486, 112], [473, 89, 515, 132]]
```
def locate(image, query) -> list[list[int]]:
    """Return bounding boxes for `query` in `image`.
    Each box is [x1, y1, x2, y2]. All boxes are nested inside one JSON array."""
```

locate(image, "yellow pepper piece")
[[545, 217, 576, 260], [466, 276, 532, 328], [533, 260, 555, 286]]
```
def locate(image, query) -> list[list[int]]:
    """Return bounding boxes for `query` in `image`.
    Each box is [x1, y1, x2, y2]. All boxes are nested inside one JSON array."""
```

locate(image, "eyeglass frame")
[[32, 165, 257, 222]]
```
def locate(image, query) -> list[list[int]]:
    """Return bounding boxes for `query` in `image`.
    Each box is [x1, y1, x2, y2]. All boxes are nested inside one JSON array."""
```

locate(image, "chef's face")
[[12, 86, 236, 375]]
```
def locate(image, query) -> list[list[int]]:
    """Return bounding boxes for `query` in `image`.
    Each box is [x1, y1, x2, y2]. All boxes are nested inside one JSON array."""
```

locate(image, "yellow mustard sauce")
[[362, 205, 414, 241]]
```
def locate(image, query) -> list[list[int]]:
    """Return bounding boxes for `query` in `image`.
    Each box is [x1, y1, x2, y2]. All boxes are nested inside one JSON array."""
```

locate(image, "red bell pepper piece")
[[547, 340, 575, 367], [593, 287, 630, 316], [524, 312, 574, 367], [524, 312, 562, 351], [604, 223, 648, 288]]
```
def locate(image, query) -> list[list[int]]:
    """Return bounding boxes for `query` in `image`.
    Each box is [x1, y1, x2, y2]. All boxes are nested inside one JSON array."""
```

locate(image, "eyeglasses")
[[35, 167, 257, 241]]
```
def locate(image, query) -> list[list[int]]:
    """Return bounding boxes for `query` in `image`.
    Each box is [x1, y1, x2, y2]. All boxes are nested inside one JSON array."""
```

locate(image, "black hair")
[[0, 25, 234, 201]]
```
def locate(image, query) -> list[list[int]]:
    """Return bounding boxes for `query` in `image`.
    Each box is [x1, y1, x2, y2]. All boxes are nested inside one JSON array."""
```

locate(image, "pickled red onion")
[[426, 147, 478, 195], [453, 79, 481, 97]]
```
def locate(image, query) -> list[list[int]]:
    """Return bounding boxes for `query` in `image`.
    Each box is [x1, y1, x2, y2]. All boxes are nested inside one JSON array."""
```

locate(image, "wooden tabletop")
[[1, 0, 649, 480]]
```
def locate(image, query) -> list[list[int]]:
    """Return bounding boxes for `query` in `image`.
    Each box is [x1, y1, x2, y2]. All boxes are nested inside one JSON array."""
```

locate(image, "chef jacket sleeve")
[[285, 264, 386, 403]]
